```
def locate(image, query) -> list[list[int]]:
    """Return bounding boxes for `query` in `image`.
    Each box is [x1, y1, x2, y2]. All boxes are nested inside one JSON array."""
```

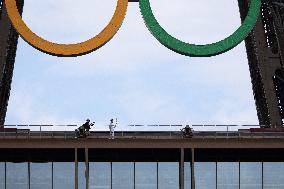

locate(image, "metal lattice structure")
[[0, 0, 283, 126], [238, 0, 284, 127], [0, 0, 24, 125]]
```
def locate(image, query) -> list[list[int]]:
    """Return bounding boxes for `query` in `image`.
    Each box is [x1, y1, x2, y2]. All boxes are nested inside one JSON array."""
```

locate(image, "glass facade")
[[1, 150, 284, 189], [240, 162, 262, 189], [6, 162, 29, 189], [135, 162, 157, 189], [0, 163, 5, 189], [263, 162, 284, 189], [184, 162, 191, 189], [53, 162, 74, 189], [217, 162, 239, 189], [112, 162, 134, 189], [30, 162, 52, 189], [89, 162, 111, 189], [195, 162, 216, 189], [158, 162, 179, 189], [78, 162, 86, 189]]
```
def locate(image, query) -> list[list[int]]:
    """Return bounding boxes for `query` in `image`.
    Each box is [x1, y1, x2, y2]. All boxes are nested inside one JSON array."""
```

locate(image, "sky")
[[5, 0, 259, 130]]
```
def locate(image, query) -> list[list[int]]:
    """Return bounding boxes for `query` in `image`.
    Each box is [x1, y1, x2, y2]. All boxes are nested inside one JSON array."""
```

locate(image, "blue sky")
[[5, 0, 258, 129]]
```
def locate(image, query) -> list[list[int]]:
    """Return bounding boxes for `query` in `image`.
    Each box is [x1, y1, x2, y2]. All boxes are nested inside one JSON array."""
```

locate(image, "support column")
[[75, 148, 78, 189], [191, 148, 195, 189], [0, 0, 24, 125], [85, 148, 89, 189], [179, 148, 184, 189]]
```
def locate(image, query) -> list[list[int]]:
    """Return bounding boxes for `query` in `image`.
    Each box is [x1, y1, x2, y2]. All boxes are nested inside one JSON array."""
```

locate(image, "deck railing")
[[0, 124, 284, 140]]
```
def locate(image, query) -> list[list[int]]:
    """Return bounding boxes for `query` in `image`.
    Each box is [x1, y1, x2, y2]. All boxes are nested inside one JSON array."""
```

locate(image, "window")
[[6, 162, 29, 189], [89, 162, 111, 189], [53, 162, 74, 189], [195, 162, 216, 189], [263, 162, 284, 189], [158, 162, 179, 189], [30, 162, 52, 189], [112, 162, 134, 189], [135, 162, 157, 189], [240, 162, 262, 189], [0, 162, 5, 189], [217, 162, 239, 189], [184, 162, 191, 189]]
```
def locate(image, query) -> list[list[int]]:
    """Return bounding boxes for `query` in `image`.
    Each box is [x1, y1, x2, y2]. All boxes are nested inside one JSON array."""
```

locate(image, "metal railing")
[[0, 124, 284, 140]]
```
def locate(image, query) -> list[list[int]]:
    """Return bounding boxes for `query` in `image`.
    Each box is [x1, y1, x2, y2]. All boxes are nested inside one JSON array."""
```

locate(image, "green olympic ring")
[[139, 0, 261, 57]]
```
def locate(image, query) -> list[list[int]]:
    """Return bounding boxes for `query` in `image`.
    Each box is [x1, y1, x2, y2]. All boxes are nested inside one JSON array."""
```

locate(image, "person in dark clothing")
[[76, 119, 94, 138], [82, 119, 91, 130], [181, 125, 193, 138]]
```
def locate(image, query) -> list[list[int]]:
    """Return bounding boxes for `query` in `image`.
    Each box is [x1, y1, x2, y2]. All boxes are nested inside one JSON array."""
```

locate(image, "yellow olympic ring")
[[4, 0, 128, 57]]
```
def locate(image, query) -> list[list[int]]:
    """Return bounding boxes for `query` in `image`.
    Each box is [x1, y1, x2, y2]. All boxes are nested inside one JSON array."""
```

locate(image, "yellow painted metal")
[[4, 0, 128, 56]]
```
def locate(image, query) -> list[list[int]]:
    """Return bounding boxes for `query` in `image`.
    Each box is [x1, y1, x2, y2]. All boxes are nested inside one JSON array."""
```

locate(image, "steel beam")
[[238, 0, 283, 127], [0, 0, 23, 125]]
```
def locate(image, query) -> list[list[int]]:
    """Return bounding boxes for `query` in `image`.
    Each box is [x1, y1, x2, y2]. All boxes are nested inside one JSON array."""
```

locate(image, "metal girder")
[[274, 68, 284, 118], [0, 0, 23, 125], [238, 0, 284, 127]]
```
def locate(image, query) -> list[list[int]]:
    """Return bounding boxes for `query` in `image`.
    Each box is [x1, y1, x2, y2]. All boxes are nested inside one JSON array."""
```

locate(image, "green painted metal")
[[139, 0, 261, 57]]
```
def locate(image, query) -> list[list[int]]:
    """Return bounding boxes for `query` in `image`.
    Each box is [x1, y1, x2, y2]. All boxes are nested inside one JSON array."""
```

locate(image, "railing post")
[[28, 125, 30, 140], [64, 125, 67, 140]]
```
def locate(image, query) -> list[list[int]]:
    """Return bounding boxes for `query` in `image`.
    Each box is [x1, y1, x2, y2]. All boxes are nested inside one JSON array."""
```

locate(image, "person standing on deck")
[[109, 119, 117, 139]]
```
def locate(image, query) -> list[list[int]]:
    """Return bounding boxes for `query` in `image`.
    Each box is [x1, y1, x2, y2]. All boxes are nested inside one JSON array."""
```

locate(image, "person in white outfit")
[[109, 119, 116, 139]]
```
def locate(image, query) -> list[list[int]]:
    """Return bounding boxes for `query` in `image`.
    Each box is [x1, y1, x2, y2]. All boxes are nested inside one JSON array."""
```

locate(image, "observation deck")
[[0, 125, 284, 189], [0, 125, 284, 150]]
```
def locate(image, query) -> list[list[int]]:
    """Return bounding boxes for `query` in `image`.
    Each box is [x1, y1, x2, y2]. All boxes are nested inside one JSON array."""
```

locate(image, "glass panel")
[[30, 162, 52, 189], [184, 162, 191, 189], [78, 162, 86, 189], [53, 162, 74, 189], [90, 162, 111, 189], [135, 162, 157, 189], [263, 162, 284, 189], [158, 162, 179, 189], [240, 162, 262, 189], [0, 162, 5, 189], [112, 162, 134, 189], [217, 162, 239, 189], [6, 162, 29, 189], [195, 162, 216, 189]]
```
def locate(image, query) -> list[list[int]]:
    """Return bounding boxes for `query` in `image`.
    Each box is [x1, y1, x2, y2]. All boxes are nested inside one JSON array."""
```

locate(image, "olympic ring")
[[139, 0, 261, 57], [4, 0, 128, 57]]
